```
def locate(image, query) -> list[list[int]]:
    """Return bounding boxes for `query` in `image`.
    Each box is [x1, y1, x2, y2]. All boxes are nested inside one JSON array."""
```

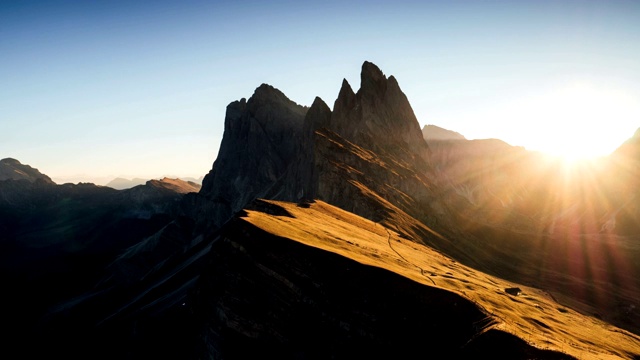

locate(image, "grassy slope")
[[244, 199, 640, 360]]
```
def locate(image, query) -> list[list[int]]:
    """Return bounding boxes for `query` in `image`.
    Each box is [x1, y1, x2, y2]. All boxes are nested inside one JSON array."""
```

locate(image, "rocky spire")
[[329, 61, 430, 166], [198, 83, 307, 227], [359, 61, 387, 100], [333, 79, 357, 116]]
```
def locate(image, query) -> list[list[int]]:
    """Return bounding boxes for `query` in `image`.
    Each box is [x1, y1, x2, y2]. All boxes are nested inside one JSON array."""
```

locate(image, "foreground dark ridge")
[[38, 199, 595, 359]]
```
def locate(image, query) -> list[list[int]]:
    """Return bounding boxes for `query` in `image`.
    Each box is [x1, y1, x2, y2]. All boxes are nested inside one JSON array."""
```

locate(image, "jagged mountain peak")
[[306, 96, 332, 132], [329, 61, 429, 164], [249, 83, 302, 109], [198, 81, 308, 227], [361, 60, 386, 85], [358, 61, 388, 100], [197, 61, 435, 232], [333, 78, 357, 117], [338, 78, 355, 100]]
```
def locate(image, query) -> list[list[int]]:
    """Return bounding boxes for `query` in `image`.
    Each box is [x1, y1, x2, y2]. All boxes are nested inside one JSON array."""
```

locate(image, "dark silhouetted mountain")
[[422, 124, 467, 142], [0, 162, 200, 356], [0, 157, 55, 184], [195, 61, 438, 236], [196, 83, 307, 228], [327, 62, 430, 163]]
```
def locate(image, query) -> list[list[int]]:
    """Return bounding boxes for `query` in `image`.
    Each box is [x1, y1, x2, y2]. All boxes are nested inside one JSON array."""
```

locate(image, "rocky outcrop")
[[197, 84, 307, 228], [329, 62, 431, 166], [198, 61, 437, 232], [0, 157, 55, 184], [267, 96, 332, 201]]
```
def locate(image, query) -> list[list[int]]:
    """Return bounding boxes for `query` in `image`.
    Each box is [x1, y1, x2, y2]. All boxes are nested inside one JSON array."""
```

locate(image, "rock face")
[[422, 124, 467, 142], [328, 62, 430, 164], [199, 61, 437, 232], [197, 84, 307, 228], [304, 62, 437, 225], [0, 157, 55, 184]]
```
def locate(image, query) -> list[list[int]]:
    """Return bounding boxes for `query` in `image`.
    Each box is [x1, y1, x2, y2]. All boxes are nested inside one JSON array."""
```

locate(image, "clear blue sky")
[[2, 0, 639, 184]]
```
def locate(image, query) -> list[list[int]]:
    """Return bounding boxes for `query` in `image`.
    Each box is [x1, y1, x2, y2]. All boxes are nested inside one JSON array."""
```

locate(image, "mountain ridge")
[[0, 157, 55, 184], [3, 62, 640, 359]]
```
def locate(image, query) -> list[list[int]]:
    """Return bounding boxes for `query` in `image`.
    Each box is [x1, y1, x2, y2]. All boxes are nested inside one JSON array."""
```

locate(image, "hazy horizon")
[[2, 0, 639, 183]]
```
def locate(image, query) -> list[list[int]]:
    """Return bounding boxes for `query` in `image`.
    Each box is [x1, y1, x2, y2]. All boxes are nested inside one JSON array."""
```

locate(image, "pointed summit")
[[338, 78, 355, 101], [361, 61, 386, 86], [359, 61, 388, 100], [327, 61, 429, 165], [305, 96, 332, 134], [249, 83, 301, 110], [333, 78, 356, 115]]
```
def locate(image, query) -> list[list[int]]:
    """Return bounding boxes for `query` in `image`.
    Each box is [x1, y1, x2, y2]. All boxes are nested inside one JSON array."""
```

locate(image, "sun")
[[501, 82, 640, 162]]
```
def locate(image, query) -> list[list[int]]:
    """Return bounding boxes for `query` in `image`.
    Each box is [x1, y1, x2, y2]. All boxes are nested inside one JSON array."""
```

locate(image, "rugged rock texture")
[[0, 157, 55, 184], [195, 62, 436, 233], [329, 62, 431, 166], [422, 124, 467, 142], [267, 96, 332, 201], [197, 84, 307, 228], [304, 62, 436, 223]]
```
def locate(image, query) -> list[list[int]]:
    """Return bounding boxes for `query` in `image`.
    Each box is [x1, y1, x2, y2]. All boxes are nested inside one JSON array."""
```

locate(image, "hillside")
[[39, 199, 639, 359], [240, 199, 640, 359]]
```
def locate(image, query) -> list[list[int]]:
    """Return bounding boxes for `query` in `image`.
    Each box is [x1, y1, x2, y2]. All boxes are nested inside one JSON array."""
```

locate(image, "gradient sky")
[[2, 0, 639, 184]]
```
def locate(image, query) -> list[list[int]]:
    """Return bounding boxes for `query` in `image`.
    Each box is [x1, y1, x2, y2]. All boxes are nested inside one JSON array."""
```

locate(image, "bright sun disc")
[[487, 82, 640, 161]]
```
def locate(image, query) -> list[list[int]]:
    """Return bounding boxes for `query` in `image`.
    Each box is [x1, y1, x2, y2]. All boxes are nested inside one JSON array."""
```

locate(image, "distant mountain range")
[[422, 124, 467, 141], [2, 62, 640, 359], [106, 176, 203, 190]]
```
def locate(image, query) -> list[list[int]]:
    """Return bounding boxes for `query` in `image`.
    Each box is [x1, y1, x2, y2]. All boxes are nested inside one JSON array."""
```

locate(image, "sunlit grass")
[[244, 199, 640, 359]]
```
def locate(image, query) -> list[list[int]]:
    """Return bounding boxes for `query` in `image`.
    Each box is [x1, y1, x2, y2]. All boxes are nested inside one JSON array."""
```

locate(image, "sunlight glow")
[[531, 83, 639, 160], [471, 82, 640, 162]]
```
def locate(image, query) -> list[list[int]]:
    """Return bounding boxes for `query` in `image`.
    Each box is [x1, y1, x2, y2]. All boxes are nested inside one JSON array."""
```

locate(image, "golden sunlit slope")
[[243, 199, 640, 360]]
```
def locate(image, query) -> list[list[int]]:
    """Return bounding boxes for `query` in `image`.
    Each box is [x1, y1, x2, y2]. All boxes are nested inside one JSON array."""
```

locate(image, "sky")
[[2, 0, 639, 184]]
